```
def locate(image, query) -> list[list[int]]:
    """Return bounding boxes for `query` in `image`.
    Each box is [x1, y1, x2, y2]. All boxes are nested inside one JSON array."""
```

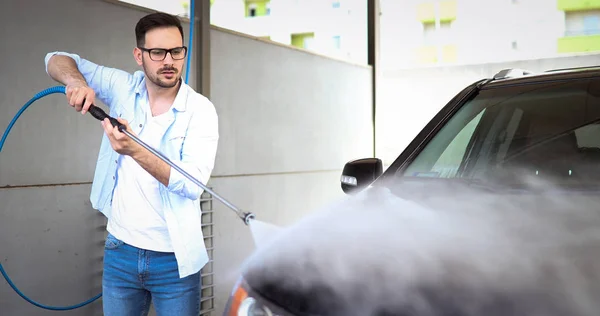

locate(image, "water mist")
[[238, 175, 600, 316]]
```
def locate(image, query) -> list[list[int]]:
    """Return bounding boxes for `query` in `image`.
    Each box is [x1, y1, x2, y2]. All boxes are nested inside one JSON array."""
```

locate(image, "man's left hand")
[[101, 118, 141, 157]]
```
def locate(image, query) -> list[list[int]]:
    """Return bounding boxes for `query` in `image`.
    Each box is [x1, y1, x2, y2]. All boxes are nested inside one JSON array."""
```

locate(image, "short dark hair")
[[135, 12, 184, 47]]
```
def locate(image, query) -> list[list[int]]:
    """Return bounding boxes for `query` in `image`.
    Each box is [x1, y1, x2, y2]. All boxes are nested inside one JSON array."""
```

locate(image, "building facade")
[[380, 0, 600, 69], [210, 0, 368, 65]]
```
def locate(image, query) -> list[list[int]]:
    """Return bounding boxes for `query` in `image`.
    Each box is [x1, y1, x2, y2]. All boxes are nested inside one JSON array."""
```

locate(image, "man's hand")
[[101, 118, 141, 157], [102, 117, 171, 186], [66, 81, 95, 115], [46, 54, 95, 114]]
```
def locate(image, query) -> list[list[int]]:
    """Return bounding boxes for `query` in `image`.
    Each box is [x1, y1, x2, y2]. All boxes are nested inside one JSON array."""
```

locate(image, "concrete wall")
[[208, 27, 373, 314], [376, 53, 600, 167], [0, 0, 373, 315]]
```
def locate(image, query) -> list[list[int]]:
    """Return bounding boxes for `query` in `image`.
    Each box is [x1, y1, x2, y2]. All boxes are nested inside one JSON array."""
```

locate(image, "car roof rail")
[[493, 68, 534, 80], [544, 65, 600, 73]]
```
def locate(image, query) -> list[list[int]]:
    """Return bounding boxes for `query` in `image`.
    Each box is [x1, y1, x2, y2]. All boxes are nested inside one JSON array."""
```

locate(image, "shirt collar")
[[172, 79, 188, 112], [135, 77, 188, 112]]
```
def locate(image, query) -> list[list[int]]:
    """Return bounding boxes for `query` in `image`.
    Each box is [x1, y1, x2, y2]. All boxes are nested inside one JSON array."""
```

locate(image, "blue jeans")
[[102, 233, 202, 315]]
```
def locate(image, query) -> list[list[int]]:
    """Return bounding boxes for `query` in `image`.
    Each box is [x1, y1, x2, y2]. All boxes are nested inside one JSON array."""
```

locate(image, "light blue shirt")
[[45, 52, 219, 278]]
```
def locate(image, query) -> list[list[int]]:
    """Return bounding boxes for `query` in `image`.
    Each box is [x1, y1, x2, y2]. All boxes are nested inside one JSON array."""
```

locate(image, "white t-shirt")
[[107, 110, 174, 252]]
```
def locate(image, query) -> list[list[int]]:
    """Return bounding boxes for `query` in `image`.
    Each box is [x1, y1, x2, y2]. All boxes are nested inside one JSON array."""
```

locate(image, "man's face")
[[134, 26, 185, 89]]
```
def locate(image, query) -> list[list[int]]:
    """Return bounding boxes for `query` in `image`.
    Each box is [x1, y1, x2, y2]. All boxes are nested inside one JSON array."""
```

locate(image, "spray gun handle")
[[86, 103, 126, 132]]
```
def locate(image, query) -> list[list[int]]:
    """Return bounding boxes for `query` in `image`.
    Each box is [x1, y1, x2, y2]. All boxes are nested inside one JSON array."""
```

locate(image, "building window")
[[332, 35, 341, 49], [565, 10, 600, 36], [245, 0, 271, 17], [305, 38, 315, 50], [584, 15, 600, 35], [438, 21, 453, 44], [422, 21, 452, 46], [291, 32, 315, 50], [422, 22, 436, 46], [248, 4, 257, 17]]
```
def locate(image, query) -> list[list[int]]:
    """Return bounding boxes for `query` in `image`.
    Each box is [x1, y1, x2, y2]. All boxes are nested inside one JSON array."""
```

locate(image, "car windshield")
[[396, 76, 600, 189]]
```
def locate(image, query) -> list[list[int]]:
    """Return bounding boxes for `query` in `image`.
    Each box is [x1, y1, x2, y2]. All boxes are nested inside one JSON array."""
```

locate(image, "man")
[[44, 12, 218, 315]]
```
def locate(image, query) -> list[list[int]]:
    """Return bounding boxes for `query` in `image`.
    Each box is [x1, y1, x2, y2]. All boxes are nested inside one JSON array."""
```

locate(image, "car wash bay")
[[0, 0, 379, 315]]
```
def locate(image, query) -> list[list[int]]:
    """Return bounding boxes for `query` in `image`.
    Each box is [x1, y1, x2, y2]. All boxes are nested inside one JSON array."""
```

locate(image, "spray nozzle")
[[241, 212, 256, 226]]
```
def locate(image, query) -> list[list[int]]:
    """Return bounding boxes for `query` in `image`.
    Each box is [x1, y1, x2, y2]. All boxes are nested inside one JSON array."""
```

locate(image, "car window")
[[404, 110, 485, 178], [397, 77, 600, 187]]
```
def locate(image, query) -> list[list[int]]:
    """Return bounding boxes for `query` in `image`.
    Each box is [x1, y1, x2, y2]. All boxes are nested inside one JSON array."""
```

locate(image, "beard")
[[142, 62, 180, 88]]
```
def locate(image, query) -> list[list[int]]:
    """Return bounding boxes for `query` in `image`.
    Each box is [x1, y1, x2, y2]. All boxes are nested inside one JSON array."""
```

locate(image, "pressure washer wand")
[[87, 104, 256, 225]]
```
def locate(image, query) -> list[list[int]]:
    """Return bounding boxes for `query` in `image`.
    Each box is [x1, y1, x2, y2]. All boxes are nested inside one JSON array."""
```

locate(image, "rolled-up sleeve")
[[45, 51, 82, 74], [167, 97, 220, 201], [44, 51, 132, 107]]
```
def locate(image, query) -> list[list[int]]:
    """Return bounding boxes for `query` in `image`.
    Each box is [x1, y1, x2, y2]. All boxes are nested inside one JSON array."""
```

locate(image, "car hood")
[[239, 180, 600, 316]]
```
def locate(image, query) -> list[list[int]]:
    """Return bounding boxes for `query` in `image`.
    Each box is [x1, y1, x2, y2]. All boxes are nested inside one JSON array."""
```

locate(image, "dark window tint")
[[399, 77, 600, 187]]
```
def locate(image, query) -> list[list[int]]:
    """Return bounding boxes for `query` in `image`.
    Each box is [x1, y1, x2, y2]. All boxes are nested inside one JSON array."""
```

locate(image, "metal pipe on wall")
[[368, 0, 381, 157], [195, 0, 211, 98]]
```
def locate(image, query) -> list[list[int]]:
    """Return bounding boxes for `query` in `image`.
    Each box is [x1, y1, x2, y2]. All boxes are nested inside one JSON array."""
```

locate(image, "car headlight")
[[237, 297, 273, 316], [225, 277, 292, 316]]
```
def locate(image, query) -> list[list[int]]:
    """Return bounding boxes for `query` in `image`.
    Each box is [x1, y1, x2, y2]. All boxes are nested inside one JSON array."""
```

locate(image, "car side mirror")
[[340, 158, 383, 194]]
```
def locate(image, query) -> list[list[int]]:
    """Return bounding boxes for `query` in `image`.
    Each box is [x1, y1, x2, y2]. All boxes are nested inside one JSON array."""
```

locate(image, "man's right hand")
[[66, 81, 95, 115]]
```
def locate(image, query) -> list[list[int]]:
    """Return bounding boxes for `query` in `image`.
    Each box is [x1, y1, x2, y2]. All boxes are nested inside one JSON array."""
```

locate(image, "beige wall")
[[208, 27, 373, 314]]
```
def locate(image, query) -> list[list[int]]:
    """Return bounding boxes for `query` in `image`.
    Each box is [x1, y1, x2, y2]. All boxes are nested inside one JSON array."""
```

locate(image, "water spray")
[[87, 103, 256, 225]]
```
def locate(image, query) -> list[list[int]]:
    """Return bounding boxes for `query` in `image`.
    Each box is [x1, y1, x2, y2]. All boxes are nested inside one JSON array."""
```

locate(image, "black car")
[[223, 67, 600, 316]]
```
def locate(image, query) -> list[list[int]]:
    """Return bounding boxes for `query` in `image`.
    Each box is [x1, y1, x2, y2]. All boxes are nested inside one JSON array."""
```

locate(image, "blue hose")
[[0, 86, 102, 311], [0, 0, 195, 311], [0, 86, 66, 153], [185, 0, 194, 84]]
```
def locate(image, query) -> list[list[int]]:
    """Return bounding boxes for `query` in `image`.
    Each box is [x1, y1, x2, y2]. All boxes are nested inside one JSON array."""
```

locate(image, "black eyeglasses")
[[138, 46, 188, 61]]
